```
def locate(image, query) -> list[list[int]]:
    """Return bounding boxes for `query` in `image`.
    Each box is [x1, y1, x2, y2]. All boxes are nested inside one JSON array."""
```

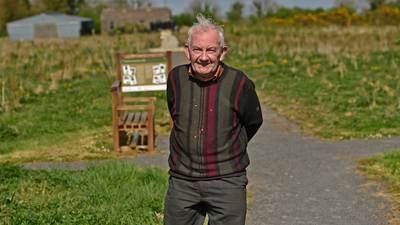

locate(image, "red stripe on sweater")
[[233, 77, 246, 170], [206, 84, 218, 176]]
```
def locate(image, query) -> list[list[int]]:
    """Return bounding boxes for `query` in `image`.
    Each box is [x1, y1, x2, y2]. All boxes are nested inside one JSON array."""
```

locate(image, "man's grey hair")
[[187, 14, 224, 48]]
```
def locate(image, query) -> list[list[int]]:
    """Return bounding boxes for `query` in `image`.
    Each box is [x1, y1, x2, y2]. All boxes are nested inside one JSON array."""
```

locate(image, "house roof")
[[101, 7, 171, 23], [7, 13, 92, 26]]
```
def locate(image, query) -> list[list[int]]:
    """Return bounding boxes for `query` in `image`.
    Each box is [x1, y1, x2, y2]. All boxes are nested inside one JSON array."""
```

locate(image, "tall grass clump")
[[0, 161, 168, 224]]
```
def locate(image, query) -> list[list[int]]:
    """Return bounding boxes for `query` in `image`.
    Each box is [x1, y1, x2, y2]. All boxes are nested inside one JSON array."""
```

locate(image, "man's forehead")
[[192, 28, 219, 36], [190, 29, 220, 45]]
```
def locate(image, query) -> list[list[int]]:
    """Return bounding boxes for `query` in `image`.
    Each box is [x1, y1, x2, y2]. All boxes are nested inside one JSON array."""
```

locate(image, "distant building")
[[100, 7, 174, 34], [7, 13, 93, 41]]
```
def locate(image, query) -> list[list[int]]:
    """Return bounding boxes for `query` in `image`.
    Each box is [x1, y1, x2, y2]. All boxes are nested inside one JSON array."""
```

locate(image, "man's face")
[[185, 29, 227, 76]]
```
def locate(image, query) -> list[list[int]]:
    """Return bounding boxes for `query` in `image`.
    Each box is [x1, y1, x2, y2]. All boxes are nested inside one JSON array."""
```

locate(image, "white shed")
[[7, 13, 93, 41]]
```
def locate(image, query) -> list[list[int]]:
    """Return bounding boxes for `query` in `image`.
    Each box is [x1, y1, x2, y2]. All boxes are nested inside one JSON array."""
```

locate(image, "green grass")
[[0, 73, 170, 158], [0, 161, 168, 225], [360, 150, 400, 187], [227, 50, 400, 139], [359, 149, 400, 210], [0, 75, 111, 154]]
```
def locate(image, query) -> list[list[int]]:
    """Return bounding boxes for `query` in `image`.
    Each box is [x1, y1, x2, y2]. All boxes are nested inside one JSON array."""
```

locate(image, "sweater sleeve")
[[166, 70, 175, 120], [238, 78, 263, 142]]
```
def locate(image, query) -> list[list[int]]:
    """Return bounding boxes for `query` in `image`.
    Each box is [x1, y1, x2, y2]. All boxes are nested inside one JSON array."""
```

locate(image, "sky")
[[150, 0, 335, 16]]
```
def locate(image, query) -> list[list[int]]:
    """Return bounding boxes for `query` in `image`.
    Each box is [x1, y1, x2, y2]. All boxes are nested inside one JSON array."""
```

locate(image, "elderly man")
[[164, 14, 263, 225]]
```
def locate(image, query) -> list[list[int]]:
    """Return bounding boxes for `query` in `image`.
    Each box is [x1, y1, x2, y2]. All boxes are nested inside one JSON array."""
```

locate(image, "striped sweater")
[[167, 63, 263, 179]]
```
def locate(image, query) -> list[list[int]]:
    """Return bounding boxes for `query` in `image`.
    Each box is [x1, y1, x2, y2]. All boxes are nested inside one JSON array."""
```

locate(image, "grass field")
[[0, 161, 167, 225], [1, 25, 399, 162], [225, 25, 400, 139]]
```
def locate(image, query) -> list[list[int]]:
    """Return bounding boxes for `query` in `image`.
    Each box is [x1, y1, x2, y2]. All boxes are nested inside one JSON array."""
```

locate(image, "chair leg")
[[147, 117, 154, 152], [113, 128, 121, 153]]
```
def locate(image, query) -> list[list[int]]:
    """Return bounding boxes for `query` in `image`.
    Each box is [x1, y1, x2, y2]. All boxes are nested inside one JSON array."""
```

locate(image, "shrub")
[[366, 6, 400, 25]]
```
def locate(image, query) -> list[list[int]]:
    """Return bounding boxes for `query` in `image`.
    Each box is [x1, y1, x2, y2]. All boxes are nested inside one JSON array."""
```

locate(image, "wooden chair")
[[111, 81, 156, 152], [111, 51, 187, 153]]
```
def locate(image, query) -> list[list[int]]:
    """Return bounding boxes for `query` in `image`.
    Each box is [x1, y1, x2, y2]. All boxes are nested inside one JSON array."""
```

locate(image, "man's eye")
[[207, 49, 217, 53]]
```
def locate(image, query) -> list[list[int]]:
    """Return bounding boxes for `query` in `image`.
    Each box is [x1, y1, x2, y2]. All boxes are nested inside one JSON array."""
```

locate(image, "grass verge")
[[359, 149, 400, 190], [0, 161, 167, 225], [359, 149, 400, 224]]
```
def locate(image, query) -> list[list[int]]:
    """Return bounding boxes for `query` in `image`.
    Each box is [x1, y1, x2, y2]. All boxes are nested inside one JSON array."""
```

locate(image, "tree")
[[66, 0, 85, 13], [78, 3, 107, 33], [188, 0, 220, 19], [128, 0, 151, 8], [172, 13, 195, 27], [110, 0, 128, 8], [369, 0, 386, 9], [31, 0, 85, 14], [0, 0, 31, 34], [334, 0, 399, 11], [368, 0, 398, 9], [334, 0, 367, 10], [227, 1, 244, 22], [252, 0, 280, 17]]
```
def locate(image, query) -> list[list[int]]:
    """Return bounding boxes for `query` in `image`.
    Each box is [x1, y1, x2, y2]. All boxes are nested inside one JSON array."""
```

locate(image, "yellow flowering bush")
[[265, 17, 295, 26], [366, 6, 400, 25], [318, 7, 365, 26], [293, 14, 327, 26], [260, 6, 400, 27]]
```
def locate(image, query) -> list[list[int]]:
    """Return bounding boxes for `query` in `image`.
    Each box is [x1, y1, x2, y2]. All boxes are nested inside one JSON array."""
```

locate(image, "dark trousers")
[[164, 174, 248, 225]]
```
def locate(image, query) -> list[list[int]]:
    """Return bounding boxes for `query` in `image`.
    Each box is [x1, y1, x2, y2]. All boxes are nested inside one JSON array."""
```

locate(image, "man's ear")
[[184, 44, 191, 61], [219, 46, 228, 61]]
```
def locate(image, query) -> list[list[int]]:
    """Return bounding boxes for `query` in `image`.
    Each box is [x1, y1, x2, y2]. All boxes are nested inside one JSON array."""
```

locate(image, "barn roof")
[[7, 13, 92, 26]]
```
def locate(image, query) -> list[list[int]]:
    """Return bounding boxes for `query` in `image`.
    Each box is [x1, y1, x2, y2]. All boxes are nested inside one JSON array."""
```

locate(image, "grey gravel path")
[[246, 106, 400, 225], [23, 106, 400, 225]]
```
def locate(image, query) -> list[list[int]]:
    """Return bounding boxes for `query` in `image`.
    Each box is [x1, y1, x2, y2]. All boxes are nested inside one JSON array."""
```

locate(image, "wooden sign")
[[116, 51, 188, 92], [116, 52, 171, 92]]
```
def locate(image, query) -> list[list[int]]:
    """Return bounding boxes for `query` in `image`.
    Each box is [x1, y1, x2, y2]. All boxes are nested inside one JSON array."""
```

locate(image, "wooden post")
[[111, 81, 121, 153], [147, 98, 156, 152], [166, 51, 172, 72], [115, 53, 122, 81]]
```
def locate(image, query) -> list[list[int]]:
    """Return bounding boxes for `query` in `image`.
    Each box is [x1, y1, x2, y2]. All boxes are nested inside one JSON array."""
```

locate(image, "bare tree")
[[128, 0, 151, 8], [188, 0, 220, 19], [188, 0, 202, 14], [227, 0, 244, 22], [252, 0, 280, 17], [111, 0, 128, 8], [334, 0, 370, 10], [334, 0, 399, 10]]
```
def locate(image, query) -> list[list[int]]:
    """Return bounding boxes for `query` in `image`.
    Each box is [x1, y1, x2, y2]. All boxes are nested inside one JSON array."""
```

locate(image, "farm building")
[[7, 13, 93, 41], [100, 7, 174, 34]]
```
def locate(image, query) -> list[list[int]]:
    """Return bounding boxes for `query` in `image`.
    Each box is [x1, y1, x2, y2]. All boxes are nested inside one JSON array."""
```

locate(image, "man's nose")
[[199, 50, 208, 61]]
